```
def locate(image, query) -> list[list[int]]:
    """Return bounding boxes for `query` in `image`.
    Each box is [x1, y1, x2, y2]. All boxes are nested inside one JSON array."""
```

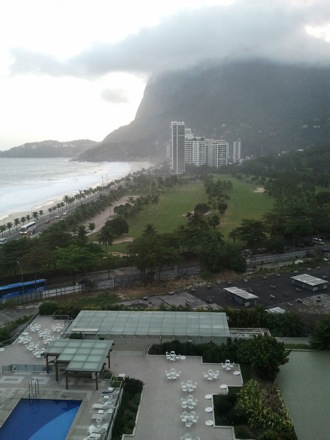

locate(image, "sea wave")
[[0, 158, 151, 221]]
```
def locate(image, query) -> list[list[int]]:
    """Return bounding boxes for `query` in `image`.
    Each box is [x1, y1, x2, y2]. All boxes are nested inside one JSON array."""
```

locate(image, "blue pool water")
[[0, 398, 81, 440]]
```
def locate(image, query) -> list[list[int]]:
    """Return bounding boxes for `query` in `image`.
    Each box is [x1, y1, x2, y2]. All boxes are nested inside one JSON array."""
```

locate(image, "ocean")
[[0, 158, 150, 222]]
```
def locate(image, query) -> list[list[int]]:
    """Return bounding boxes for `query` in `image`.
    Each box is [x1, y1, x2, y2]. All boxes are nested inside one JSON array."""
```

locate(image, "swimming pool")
[[0, 398, 81, 440]]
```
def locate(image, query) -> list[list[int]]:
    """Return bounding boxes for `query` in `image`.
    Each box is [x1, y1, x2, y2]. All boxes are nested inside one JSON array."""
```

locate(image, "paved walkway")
[[111, 352, 242, 440]]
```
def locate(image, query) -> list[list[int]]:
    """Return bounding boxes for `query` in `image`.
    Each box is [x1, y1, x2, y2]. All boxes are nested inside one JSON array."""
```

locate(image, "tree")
[[208, 212, 220, 229], [76, 225, 88, 245], [142, 224, 157, 236], [14, 218, 20, 230], [194, 203, 210, 215], [309, 316, 330, 349], [32, 211, 39, 221], [105, 216, 129, 236], [55, 244, 103, 283], [6, 222, 13, 234], [98, 227, 114, 250], [236, 335, 290, 381], [88, 222, 96, 234], [230, 219, 268, 252], [128, 235, 159, 281], [199, 239, 246, 273]]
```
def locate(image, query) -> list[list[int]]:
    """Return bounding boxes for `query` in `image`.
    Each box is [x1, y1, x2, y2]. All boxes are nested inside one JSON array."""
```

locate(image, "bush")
[[39, 301, 59, 315]]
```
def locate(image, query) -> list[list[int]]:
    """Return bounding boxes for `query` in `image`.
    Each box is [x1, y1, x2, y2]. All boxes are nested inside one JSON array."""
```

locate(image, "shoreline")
[[0, 161, 152, 230]]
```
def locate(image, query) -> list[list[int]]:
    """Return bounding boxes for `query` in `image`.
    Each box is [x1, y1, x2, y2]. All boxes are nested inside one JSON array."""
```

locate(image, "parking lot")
[[123, 265, 330, 314]]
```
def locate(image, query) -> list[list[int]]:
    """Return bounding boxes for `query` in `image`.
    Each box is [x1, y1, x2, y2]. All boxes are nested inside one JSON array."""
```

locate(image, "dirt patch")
[[113, 236, 134, 244]]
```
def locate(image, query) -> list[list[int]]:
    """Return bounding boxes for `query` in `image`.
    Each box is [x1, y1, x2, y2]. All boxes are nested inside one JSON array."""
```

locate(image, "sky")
[[1, 0, 330, 150]]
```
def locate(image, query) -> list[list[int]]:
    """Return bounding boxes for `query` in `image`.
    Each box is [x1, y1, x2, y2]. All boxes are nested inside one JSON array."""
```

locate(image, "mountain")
[[79, 60, 330, 162], [0, 139, 99, 158]]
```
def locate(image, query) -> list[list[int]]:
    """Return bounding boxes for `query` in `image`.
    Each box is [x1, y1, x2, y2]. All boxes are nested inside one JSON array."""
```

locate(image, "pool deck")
[[0, 316, 243, 440]]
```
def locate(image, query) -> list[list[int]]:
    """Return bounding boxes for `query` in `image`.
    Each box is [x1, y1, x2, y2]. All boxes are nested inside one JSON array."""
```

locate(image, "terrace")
[[0, 315, 243, 440]]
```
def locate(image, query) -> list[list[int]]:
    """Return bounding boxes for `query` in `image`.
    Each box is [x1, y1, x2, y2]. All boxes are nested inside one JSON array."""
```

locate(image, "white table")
[[233, 370, 241, 375], [205, 394, 212, 399], [220, 384, 228, 389], [205, 407, 213, 413], [205, 420, 214, 426]]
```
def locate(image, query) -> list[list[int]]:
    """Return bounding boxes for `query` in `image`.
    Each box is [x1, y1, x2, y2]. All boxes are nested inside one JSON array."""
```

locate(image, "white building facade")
[[233, 140, 241, 162], [207, 139, 229, 167], [185, 137, 207, 167], [170, 121, 186, 174]]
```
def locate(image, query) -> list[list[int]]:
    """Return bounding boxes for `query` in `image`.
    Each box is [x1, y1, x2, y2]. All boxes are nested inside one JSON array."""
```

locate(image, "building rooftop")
[[223, 286, 259, 300], [67, 310, 230, 339], [290, 273, 328, 286]]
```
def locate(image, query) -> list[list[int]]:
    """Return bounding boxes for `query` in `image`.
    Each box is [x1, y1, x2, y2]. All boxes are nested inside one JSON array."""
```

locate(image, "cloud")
[[101, 88, 129, 103], [9, 1, 330, 78]]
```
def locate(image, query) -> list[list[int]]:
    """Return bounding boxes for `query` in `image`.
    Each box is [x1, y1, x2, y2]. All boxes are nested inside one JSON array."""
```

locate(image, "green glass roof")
[[46, 339, 113, 373], [68, 311, 230, 338]]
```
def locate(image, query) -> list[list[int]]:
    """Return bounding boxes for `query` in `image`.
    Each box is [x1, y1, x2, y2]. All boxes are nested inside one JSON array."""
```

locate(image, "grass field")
[[110, 177, 273, 252], [221, 178, 273, 235]]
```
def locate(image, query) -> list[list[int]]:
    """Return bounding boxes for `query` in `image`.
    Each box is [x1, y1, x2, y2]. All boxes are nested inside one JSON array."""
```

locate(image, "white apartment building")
[[185, 137, 207, 167], [233, 140, 242, 162], [170, 121, 186, 174], [207, 139, 229, 167], [168, 122, 240, 170]]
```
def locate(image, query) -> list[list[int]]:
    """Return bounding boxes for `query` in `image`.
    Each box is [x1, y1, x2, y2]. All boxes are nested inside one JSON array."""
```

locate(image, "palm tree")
[[21, 216, 26, 225], [76, 225, 88, 245], [88, 222, 96, 234], [6, 222, 13, 234], [98, 227, 113, 250], [0, 225, 6, 236], [26, 214, 31, 222], [38, 210, 44, 218], [32, 211, 39, 221], [14, 218, 20, 230]]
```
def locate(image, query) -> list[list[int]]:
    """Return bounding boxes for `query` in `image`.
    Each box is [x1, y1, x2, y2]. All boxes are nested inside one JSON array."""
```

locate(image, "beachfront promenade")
[[0, 316, 243, 440]]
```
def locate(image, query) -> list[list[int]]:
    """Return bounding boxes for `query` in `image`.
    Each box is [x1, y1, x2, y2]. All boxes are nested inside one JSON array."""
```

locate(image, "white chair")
[[185, 420, 193, 428]]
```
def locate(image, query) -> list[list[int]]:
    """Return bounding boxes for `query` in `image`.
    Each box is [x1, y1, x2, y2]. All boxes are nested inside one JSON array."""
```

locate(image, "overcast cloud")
[[101, 88, 129, 104], [9, 1, 330, 79]]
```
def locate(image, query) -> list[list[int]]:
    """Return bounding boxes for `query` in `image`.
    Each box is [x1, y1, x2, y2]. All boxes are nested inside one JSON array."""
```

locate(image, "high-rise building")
[[170, 121, 185, 174], [233, 140, 241, 162], [185, 137, 207, 167], [207, 139, 229, 167]]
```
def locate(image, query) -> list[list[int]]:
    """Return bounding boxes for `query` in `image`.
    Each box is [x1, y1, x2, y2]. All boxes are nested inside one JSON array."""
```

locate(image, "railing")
[[28, 377, 39, 398], [2, 364, 51, 373], [0, 311, 39, 347]]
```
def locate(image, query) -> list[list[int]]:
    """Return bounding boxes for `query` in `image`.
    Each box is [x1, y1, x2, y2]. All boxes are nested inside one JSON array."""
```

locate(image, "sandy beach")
[[0, 161, 152, 232]]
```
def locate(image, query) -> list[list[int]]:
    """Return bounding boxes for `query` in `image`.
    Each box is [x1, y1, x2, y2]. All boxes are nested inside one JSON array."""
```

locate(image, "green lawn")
[[110, 177, 273, 252], [221, 178, 274, 236], [127, 182, 208, 236]]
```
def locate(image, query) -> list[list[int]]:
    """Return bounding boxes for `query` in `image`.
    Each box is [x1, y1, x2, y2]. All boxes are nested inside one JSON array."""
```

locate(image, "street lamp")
[[17, 260, 24, 296]]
